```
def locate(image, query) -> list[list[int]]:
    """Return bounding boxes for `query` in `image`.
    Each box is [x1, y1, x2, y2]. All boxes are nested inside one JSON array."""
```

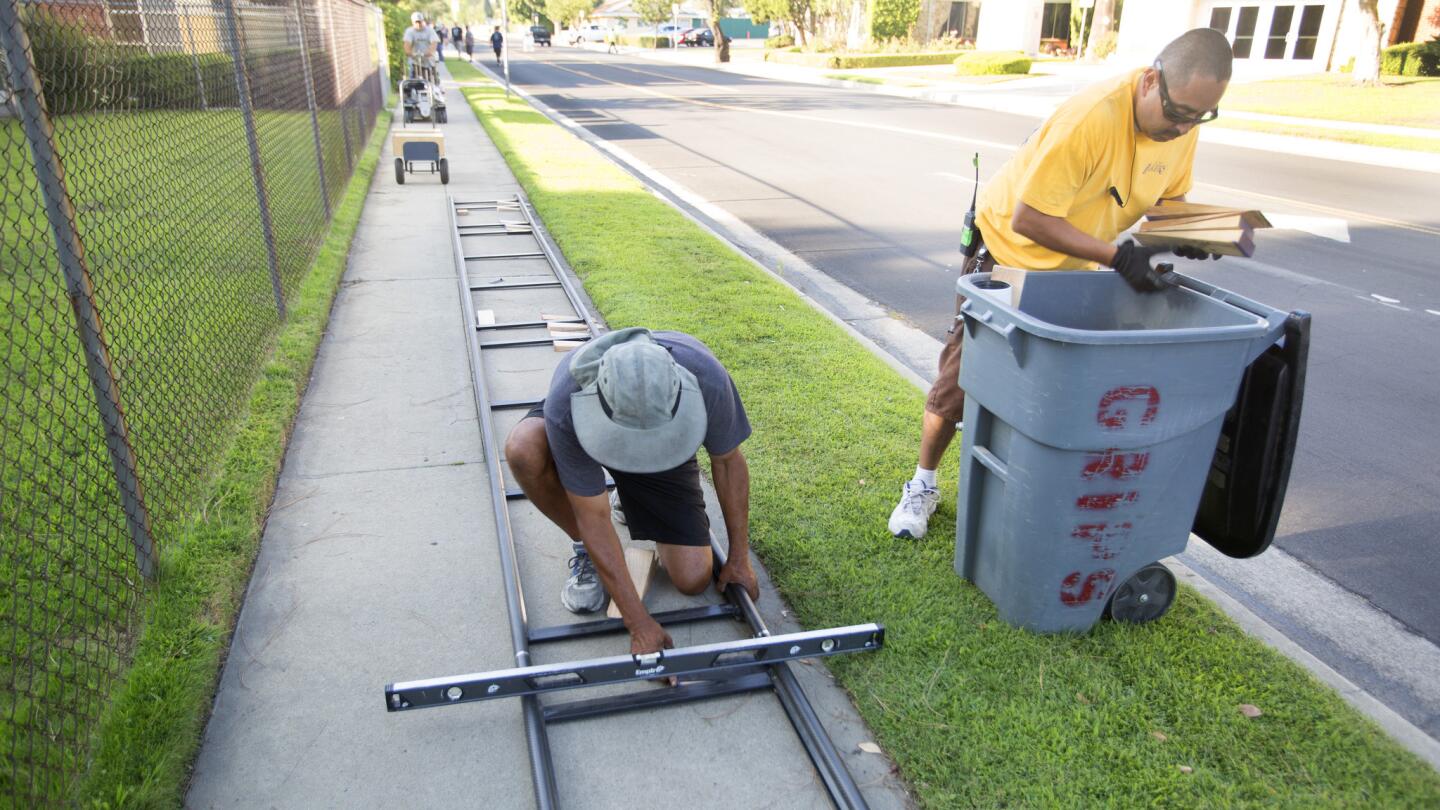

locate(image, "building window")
[[1209, 6, 1233, 34], [1265, 5, 1294, 58], [1041, 2, 1071, 41], [1233, 6, 1258, 58], [946, 1, 980, 42], [1292, 4, 1324, 59]]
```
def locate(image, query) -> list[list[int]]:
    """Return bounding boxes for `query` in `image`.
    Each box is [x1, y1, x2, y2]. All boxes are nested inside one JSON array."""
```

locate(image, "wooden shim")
[[474, 308, 495, 327], [539, 312, 575, 322], [1146, 201, 1271, 229], [607, 546, 658, 619], [990, 265, 1029, 307], [1134, 228, 1255, 257], [553, 339, 585, 352], [546, 321, 589, 333]]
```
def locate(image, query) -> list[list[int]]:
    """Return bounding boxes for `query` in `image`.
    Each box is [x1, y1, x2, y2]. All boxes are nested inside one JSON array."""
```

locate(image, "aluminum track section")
[[407, 192, 875, 810]]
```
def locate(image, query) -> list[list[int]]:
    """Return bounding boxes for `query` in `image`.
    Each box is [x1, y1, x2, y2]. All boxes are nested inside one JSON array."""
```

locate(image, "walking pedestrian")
[[436, 20, 448, 59], [464, 25, 475, 59], [451, 23, 463, 54], [491, 26, 504, 63]]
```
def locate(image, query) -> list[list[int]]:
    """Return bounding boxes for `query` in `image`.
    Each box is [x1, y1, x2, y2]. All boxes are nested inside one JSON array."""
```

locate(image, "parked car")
[[565, 24, 610, 44], [679, 27, 714, 46], [530, 25, 552, 46]]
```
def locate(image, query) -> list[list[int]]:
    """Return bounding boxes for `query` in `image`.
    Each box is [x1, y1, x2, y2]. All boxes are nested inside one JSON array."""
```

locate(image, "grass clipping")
[[459, 83, 1440, 806], [74, 111, 390, 808]]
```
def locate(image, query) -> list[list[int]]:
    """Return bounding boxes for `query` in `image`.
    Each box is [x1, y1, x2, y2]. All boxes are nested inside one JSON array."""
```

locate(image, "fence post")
[[293, 0, 331, 219], [221, 0, 287, 319], [0, 0, 158, 580], [178, 2, 209, 110]]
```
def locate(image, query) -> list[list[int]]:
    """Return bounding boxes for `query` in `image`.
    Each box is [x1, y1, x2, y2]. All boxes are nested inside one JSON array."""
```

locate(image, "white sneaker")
[[609, 488, 626, 525], [889, 480, 939, 539]]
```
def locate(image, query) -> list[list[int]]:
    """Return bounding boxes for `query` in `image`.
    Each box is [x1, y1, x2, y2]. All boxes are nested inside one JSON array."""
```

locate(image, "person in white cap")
[[505, 328, 759, 656], [402, 12, 439, 77]]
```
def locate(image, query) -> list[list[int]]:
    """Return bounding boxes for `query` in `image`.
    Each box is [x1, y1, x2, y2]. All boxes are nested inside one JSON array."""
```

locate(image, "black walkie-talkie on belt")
[[959, 152, 981, 261]]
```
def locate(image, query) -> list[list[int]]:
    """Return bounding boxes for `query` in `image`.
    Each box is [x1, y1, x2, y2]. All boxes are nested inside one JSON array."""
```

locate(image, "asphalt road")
[[491, 48, 1440, 721]]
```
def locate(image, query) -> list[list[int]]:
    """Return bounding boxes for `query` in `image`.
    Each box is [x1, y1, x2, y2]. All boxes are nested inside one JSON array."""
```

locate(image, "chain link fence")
[[1, 0, 386, 801]]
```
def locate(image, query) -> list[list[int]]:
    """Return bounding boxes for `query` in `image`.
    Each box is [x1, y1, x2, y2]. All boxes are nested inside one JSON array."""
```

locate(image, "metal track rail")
[[388, 192, 879, 809]]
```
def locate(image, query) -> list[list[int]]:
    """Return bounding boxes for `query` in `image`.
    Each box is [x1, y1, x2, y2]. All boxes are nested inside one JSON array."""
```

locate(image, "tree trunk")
[[713, 16, 731, 61], [1085, 0, 1116, 60], [1353, 0, 1385, 84]]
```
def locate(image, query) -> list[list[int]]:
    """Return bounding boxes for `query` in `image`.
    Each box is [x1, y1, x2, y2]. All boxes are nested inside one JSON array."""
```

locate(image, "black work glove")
[[1173, 244, 1222, 261], [1110, 239, 1174, 293]]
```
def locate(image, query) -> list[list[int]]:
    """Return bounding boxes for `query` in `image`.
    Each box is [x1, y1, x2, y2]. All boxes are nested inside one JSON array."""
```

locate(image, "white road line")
[[1427, 309, 1440, 316], [935, 171, 978, 185], [1371, 293, 1401, 304]]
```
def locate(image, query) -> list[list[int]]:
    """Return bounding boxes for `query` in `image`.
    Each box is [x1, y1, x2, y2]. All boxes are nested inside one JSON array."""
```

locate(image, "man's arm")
[[566, 491, 673, 653], [1012, 202, 1121, 266], [710, 447, 759, 600]]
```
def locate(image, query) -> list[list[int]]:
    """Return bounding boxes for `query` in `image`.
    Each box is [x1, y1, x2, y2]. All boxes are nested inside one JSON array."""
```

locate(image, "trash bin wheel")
[[403, 108, 413, 123], [438, 158, 449, 184], [394, 158, 405, 184], [436, 108, 448, 124], [1104, 563, 1176, 624]]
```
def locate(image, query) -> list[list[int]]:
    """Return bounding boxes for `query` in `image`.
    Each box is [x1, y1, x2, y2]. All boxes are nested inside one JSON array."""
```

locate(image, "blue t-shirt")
[[544, 332, 750, 496]]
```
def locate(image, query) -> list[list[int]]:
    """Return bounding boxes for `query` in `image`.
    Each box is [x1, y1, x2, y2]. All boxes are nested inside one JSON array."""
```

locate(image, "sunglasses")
[[1153, 59, 1219, 125]]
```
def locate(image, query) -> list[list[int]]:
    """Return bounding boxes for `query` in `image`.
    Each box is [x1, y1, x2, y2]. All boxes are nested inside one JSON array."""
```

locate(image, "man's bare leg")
[[918, 408, 958, 471], [504, 417, 580, 539], [656, 544, 712, 596]]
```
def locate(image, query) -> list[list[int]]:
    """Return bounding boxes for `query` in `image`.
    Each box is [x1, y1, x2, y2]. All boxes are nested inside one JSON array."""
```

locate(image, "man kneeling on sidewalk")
[[505, 327, 760, 655]]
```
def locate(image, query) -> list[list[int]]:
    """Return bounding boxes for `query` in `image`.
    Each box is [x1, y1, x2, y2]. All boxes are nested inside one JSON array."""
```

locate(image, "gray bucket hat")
[[569, 328, 707, 473]]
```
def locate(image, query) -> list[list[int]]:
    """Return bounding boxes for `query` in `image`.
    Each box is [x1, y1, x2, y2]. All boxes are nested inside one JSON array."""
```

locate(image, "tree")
[[1353, 0, 1386, 83], [696, 0, 735, 61], [745, 0, 813, 45], [544, 0, 596, 29], [634, 0, 671, 43], [1084, 0, 1117, 60]]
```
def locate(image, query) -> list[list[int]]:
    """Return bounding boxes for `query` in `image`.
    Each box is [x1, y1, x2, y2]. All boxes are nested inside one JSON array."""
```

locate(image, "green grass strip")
[[459, 82, 1440, 807], [444, 58, 485, 83], [73, 110, 390, 809]]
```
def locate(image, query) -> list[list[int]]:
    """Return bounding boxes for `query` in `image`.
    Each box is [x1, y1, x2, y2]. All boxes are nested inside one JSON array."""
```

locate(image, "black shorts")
[[525, 403, 711, 547]]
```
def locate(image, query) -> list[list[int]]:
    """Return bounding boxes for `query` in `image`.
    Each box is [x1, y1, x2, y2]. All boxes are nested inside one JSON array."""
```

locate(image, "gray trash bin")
[[952, 270, 1291, 633]]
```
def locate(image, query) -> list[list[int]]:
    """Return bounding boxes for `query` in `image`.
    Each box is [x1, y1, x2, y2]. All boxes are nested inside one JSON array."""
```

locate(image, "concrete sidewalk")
[[186, 68, 909, 809]]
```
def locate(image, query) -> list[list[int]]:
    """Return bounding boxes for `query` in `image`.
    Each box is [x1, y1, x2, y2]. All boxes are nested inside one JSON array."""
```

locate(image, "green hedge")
[[619, 34, 674, 48], [765, 34, 795, 49], [1382, 41, 1440, 76], [765, 49, 970, 69], [955, 50, 1032, 75]]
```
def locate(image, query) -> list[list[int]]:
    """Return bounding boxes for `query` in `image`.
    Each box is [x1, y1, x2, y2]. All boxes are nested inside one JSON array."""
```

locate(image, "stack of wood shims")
[[542, 313, 588, 351], [1135, 201, 1272, 257]]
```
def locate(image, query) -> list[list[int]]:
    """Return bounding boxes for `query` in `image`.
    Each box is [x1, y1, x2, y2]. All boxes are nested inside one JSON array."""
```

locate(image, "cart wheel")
[[403, 108, 413, 123], [436, 108, 448, 124], [438, 158, 449, 185], [394, 157, 405, 184], [1104, 563, 1176, 624]]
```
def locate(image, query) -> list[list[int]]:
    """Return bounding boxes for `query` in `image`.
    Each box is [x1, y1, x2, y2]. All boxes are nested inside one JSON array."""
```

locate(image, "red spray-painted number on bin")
[[1081, 450, 1150, 480], [1097, 386, 1160, 429], [1076, 492, 1140, 510], [1059, 569, 1117, 606], [1072, 522, 1132, 560]]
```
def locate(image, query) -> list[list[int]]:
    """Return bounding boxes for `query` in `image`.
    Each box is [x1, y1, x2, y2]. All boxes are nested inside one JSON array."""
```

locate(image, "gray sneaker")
[[561, 543, 609, 614]]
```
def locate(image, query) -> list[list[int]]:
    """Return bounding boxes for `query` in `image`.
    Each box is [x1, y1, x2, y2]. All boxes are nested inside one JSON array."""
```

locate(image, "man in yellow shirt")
[[889, 27, 1233, 540]]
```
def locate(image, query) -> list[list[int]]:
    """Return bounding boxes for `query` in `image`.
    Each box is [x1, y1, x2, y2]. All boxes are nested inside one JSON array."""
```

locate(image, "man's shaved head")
[[1157, 28, 1233, 85]]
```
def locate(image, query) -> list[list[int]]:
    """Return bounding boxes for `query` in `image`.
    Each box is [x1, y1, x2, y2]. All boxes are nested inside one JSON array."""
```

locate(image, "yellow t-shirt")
[[975, 69, 1198, 270]]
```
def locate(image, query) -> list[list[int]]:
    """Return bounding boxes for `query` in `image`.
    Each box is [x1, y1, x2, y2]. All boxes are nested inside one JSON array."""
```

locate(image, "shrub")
[[765, 34, 795, 49], [1089, 29, 1118, 59], [867, 0, 920, 40], [831, 50, 969, 68], [619, 34, 673, 48], [1381, 41, 1440, 76], [954, 50, 1032, 75]]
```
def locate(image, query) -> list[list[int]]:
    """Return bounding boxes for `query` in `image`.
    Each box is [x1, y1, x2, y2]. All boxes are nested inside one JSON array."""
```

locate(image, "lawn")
[[1, 103, 378, 804], [1212, 117, 1440, 153], [1223, 74, 1440, 129], [460, 81, 1440, 807]]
